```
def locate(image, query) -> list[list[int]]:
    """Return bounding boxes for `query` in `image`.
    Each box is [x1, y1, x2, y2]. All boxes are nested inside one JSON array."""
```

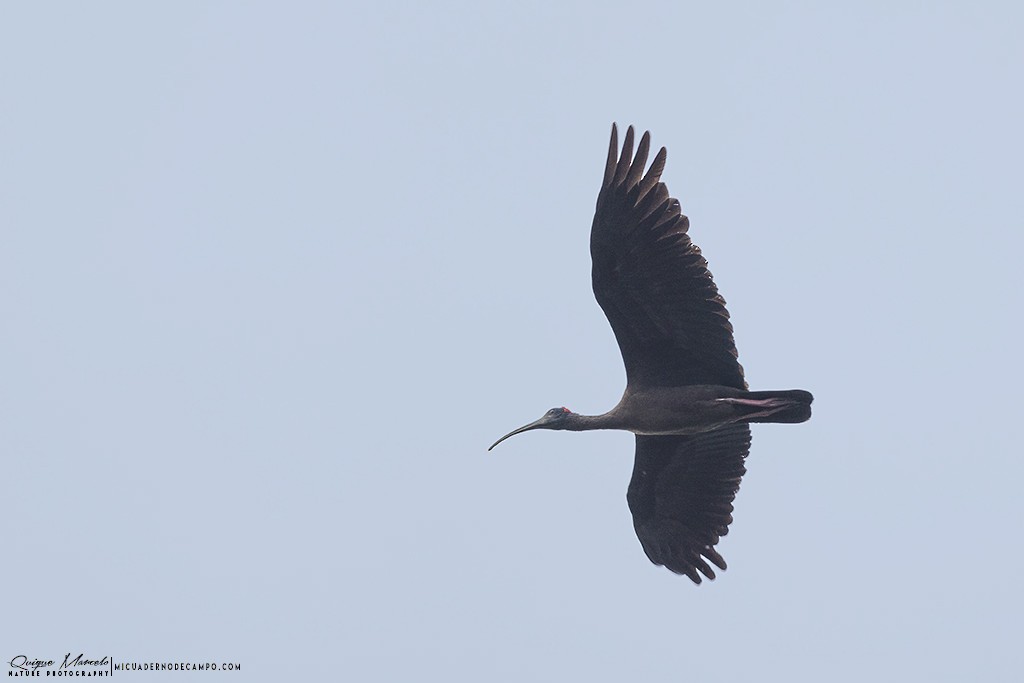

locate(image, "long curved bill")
[[488, 418, 547, 451]]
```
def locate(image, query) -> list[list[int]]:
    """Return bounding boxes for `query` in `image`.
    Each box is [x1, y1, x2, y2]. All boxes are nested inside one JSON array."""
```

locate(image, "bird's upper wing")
[[627, 425, 752, 583], [591, 124, 746, 390]]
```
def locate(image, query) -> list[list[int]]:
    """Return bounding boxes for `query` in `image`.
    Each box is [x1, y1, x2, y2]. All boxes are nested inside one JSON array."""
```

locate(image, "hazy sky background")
[[3, 2, 1022, 680]]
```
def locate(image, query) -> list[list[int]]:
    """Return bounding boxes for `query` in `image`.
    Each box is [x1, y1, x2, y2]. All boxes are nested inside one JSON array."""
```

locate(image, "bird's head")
[[488, 407, 573, 451]]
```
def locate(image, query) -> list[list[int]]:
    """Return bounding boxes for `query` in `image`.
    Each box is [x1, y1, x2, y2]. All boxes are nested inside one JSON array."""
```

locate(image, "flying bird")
[[490, 124, 813, 583]]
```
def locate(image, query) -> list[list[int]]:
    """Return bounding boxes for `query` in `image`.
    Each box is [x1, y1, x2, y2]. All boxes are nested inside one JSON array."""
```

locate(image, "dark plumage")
[[490, 124, 812, 583]]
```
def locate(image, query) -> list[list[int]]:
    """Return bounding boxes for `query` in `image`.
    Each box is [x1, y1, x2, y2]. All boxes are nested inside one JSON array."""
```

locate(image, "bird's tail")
[[719, 389, 813, 424]]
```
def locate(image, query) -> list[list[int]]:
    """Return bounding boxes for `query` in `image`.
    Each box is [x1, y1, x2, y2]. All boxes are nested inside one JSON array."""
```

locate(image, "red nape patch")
[[562, 407, 570, 413]]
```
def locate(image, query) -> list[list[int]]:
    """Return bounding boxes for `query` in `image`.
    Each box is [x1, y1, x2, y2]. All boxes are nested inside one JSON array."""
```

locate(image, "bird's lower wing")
[[627, 425, 752, 583]]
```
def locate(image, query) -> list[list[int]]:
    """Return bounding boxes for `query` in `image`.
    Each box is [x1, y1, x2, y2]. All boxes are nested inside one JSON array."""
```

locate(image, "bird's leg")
[[715, 397, 791, 421]]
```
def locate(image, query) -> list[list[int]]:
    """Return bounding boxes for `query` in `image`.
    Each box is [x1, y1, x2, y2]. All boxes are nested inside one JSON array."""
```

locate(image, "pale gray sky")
[[3, 2, 1022, 681]]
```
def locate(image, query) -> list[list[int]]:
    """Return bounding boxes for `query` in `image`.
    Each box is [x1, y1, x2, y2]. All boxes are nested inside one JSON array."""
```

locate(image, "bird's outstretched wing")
[[627, 425, 751, 583], [591, 124, 746, 390]]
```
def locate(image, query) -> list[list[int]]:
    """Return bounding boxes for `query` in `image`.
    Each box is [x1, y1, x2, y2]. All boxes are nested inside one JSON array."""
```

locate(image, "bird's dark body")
[[490, 124, 812, 583], [610, 385, 811, 436]]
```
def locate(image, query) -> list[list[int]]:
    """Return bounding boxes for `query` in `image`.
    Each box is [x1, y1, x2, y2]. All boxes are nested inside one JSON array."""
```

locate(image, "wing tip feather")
[[625, 130, 651, 188], [612, 126, 635, 186], [602, 123, 619, 188]]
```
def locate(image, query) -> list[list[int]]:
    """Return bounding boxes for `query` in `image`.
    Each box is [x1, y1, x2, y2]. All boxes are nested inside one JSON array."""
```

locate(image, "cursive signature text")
[[8, 656, 54, 672], [60, 653, 111, 670]]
